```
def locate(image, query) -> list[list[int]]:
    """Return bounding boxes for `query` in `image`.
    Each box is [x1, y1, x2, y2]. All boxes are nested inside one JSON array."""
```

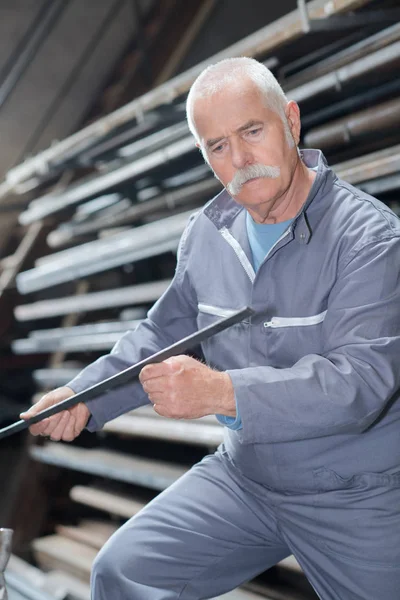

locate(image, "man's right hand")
[[20, 386, 90, 442]]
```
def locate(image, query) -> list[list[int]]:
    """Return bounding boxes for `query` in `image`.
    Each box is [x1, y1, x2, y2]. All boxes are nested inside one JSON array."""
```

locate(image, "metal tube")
[[16, 210, 192, 294], [285, 22, 400, 89], [333, 143, 400, 184], [304, 97, 400, 150], [47, 177, 221, 247], [14, 281, 165, 321], [289, 40, 400, 104], [3, 0, 373, 192], [19, 136, 196, 225]]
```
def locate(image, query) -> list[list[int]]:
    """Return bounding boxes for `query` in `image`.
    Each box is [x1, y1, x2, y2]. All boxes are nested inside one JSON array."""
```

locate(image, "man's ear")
[[285, 101, 301, 145]]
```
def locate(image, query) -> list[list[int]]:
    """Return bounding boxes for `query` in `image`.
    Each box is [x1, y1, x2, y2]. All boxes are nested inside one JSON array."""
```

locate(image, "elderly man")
[[22, 57, 400, 600]]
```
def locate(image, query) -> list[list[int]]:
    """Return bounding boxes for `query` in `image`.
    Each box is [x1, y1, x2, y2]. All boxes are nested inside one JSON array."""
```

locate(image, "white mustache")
[[227, 164, 281, 196]]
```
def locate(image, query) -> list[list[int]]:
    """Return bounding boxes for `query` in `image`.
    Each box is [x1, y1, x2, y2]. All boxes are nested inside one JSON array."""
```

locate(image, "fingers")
[[139, 357, 182, 384]]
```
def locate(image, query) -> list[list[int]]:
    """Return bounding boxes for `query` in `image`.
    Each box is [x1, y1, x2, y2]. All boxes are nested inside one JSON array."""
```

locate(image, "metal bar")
[[285, 22, 400, 89], [0, 221, 43, 295], [304, 96, 400, 150], [29, 320, 143, 340], [103, 414, 224, 447], [3, 0, 373, 192], [47, 177, 221, 247], [358, 173, 400, 196], [13, 322, 143, 354], [19, 136, 196, 225], [6, 571, 58, 600], [30, 443, 187, 490], [333, 143, 400, 184], [308, 10, 400, 31], [14, 282, 164, 321], [2, 306, 254, 440], [0, 0, 67, 111], [16, 210, 191, 294], [301, 76, 400, 129], [289, 40, 400, 104], [33, 368, 82, 388]]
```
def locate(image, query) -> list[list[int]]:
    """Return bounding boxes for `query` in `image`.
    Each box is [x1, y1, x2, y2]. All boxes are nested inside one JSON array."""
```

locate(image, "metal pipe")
[[33, 368, 82, 388], [13, 332, 131, 353], [3, 0, 373, 192], [47, 177, 221, 248], [14, 281, 165, 321], [16, 210, 191, 294], [301, 76, 400, 130], [333, 143, 400, 184], [285, 22, 400, 89], [304, 97, 400, 150], [289, 40, 400, 104], [30, 443, 187, 490], [18, 136, 196, 225], [29, 320, 143, 340], [103, 414, 223, 447]]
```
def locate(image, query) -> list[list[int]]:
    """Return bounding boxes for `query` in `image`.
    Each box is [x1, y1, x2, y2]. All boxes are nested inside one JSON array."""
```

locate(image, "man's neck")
[[248, 158, 317, 224]]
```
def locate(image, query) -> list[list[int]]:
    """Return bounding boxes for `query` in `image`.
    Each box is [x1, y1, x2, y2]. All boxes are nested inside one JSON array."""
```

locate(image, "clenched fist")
[[139, 355, 235, 419], [20, 386, 90, 442]]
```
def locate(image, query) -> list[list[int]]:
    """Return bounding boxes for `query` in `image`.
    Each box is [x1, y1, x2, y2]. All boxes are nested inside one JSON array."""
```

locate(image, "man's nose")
[[230, 139, 252, 170]]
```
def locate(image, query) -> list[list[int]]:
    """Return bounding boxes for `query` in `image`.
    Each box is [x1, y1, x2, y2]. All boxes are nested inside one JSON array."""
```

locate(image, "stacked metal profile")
[[4, 1, 400, 598]]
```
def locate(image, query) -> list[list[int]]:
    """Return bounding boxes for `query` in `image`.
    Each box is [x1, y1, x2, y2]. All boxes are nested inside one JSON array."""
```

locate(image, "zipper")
[[220, 227, 255, 283], [264, 310, 327, 328]]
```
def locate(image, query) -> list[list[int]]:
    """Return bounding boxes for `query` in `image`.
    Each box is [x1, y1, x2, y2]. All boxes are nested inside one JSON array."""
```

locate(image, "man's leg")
[[278, 469, 400, 600], [91, 452, 290, 600]]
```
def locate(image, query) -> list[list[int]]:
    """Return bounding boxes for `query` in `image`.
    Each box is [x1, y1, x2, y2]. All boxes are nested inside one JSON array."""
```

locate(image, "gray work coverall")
[[68, 149, 400, 600]]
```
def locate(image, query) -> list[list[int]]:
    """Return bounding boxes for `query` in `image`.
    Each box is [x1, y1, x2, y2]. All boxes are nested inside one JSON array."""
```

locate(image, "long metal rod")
[[16, 211, 191, 294], [14, 281, 166, 321], [285, 22, 400, 89], [3, 0, 373, 192], [47, 177, 221, 247], [0, 307, 254, 440], [19, 136, 196, 225], [289, 40, 400, 104], [304, 96, 400, 150]]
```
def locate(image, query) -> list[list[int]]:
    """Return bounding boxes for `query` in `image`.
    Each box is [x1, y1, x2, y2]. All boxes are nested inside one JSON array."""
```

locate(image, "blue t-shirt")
[[216, 212, 293, 430]]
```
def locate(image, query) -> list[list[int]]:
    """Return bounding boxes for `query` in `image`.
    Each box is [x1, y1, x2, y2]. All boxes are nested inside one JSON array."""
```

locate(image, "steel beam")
[[14, 281, 166, 321], [3, 0, 373, 193]]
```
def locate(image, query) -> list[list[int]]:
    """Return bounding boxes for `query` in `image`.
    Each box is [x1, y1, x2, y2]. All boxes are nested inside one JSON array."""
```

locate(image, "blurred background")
[[0, 1, 399, 598]]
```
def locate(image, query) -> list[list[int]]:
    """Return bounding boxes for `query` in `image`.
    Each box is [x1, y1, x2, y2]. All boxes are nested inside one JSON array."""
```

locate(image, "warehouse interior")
[[0, 0, 400, 598]]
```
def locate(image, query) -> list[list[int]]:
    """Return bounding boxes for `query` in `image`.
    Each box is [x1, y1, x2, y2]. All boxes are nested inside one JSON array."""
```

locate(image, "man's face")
[[193, 81, 300, 215]]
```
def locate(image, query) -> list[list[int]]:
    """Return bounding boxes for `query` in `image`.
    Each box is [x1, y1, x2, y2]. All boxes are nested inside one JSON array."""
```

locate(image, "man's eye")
[[247, 128, 261, 136], [212, 144, 224, 153]]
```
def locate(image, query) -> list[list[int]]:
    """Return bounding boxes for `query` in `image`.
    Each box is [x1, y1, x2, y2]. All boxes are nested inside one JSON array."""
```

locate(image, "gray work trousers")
[[91, 449, 400, 599]]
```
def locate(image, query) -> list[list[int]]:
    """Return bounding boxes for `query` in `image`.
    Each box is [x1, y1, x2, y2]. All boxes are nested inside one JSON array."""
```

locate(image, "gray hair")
[[186, 57, 294, 148]]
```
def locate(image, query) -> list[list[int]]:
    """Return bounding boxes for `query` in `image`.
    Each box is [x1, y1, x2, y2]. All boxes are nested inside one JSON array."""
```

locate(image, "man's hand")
[[20, 386, 90, 442], [139, 355, 236, 419]]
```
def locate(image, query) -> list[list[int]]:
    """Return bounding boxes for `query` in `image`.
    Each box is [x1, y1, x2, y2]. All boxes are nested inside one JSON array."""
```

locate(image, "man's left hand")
[[139, 355, 235, 419]]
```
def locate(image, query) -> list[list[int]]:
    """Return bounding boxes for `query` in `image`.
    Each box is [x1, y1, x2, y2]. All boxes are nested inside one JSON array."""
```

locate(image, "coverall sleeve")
[[227, 235, 400, 444], [66, 221, 198, 432]]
